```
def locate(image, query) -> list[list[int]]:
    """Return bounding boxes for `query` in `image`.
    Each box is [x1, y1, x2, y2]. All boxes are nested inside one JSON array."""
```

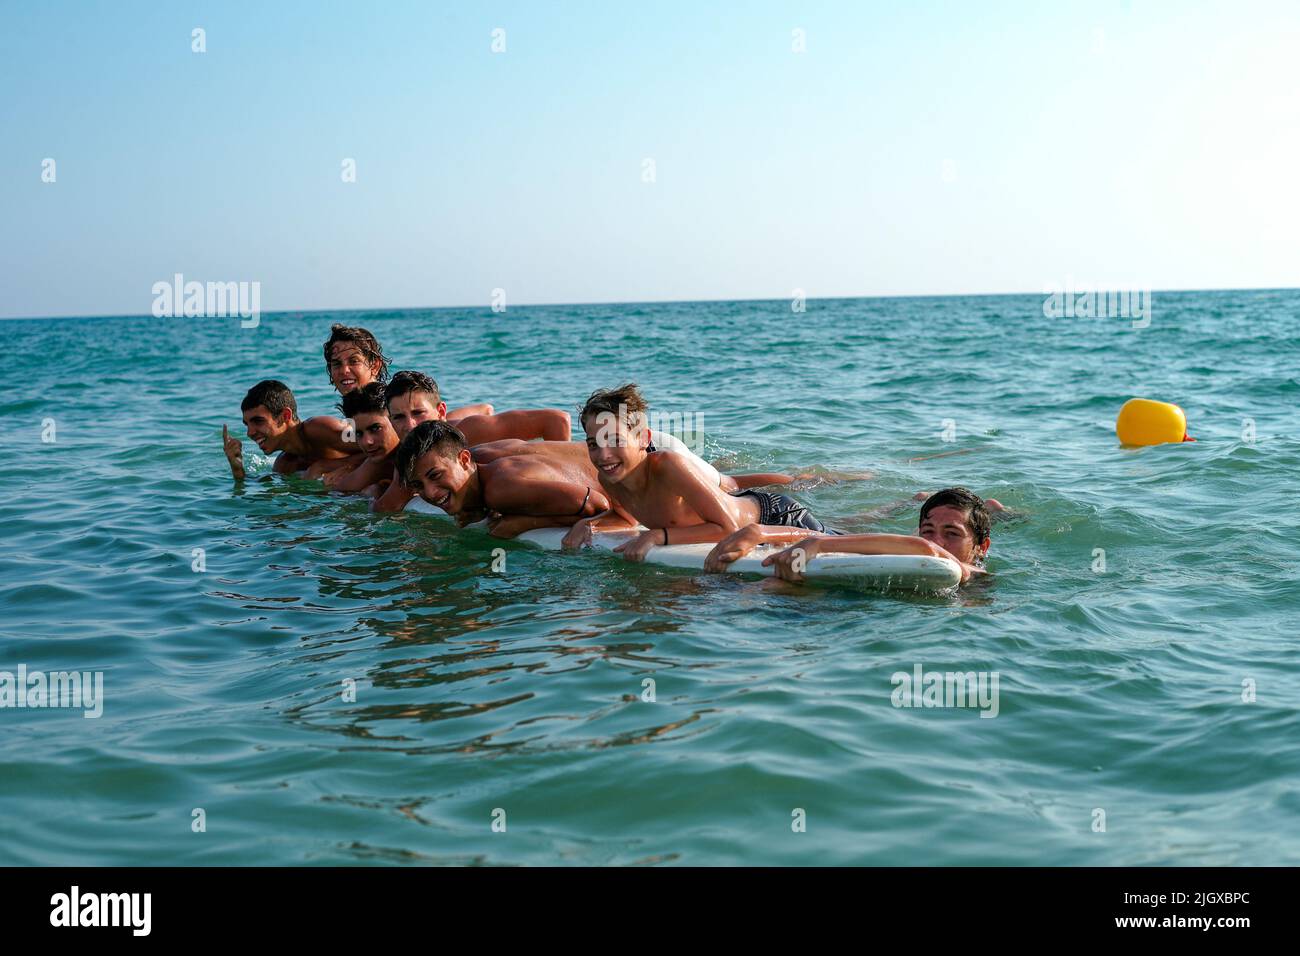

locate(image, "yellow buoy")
[[1116, 398, 1193, 446]]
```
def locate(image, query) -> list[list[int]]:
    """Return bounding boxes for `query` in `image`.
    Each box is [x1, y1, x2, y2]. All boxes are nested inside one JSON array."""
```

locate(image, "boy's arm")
[[560, 474, 641, 548], [483, 478, 610, 522], [725, 472, 794, 490], [612, 453, 742, 561], [485, 514, 582, 538], [301, 415, 360, 454], [323, 454, 393, 493], [761, 533, 980, 583], [371, 469, 415, 513], [305, 452, 364, 479], [448, 403, 494, 420], [222, 424, 246, 480], [703, 524, 814, 572], [457, 409, 572, 444]]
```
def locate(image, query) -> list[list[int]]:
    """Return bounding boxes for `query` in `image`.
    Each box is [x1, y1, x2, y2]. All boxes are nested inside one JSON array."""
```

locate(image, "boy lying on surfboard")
[[396, 421, 611, 537], [364, 370, 573, 512], [561, 384, 842, 561], [707, 487, 996, 583]]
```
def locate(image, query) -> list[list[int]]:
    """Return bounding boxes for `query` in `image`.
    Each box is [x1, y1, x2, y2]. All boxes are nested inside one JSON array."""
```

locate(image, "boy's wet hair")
[[396, 420, 467, 486], [579, 383, 648, 430], [241, 380, 298, 421], [338, 381, 387, 419], [323, 324, 390, 384], [919, 487, 991, 543], [386, 370, 441, 407]]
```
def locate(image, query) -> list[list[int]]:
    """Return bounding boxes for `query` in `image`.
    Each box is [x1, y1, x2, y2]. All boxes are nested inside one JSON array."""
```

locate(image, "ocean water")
[[2, 290, 1298, 866]]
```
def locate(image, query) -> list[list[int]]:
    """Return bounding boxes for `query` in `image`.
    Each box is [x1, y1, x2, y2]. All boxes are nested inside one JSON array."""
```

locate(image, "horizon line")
[[3, 283, 1297, 323]]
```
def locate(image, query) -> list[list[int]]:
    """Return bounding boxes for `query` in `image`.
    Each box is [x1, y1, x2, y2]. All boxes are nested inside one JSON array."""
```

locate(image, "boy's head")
[[579, 383, 650, 483], [240, 380, 299, 451], [323, 324, 389, 394], [396, 421, 473, 512], [385, 370, 448, 439], [338, 382, 399, 458], [918, 487, 991, 564]]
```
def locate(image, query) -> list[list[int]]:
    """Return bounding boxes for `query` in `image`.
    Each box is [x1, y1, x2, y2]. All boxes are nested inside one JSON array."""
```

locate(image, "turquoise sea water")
[[1, 290, 1298, 866]]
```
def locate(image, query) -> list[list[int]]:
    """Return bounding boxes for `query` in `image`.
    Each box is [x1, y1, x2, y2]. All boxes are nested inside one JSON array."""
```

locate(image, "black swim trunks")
[[730, 490, 844, 535]]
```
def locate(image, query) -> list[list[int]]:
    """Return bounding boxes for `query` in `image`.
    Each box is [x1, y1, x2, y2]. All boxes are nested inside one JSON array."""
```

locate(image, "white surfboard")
[[404, 498, 960, 592]]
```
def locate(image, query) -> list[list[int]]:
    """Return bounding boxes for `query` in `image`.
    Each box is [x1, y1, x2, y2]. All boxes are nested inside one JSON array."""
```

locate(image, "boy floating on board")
[[395, 421, 610, 538], [369, 370, 574, 512], [708, 487, 997, 583], [561, 384, 841, 562], [222, 380, 360, 480], [592, 384, 792, 493]]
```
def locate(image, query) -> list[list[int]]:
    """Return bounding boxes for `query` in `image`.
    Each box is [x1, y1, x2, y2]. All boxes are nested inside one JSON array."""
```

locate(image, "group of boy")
[[225, 325, 999, 584]]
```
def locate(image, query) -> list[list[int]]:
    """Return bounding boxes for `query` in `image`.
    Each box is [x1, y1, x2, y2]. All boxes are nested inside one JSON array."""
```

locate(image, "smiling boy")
[[323, 326, 491, 418], [561, 384, 839, 561], [323, 324, 389, 397], [395, 421, 608, 537], [320, 382, 402, 495], [369, 370, 575, 513], [222, 380, 359, 480], [709, 487, 995, 583]]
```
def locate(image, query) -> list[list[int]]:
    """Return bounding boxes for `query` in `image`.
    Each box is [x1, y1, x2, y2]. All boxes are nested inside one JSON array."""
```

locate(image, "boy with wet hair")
[[321, 382, 402, 494], [562, 384, 837, 562], [370, 370, 574, 512], [396, 421, 608, 537], [322, 327, 492, 419], [709, 487, 995, 583], [323, 324, 390, 396], [222, 379, 359, 480], [570, 383, 790, 493], [385, 370, 569, 444]]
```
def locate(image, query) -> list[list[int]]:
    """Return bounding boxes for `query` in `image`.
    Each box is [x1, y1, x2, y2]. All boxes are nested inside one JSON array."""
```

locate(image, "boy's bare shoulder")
[[648, 450, 705, 484], [301, 415, 345, 441], [647, 448, 688, 471]]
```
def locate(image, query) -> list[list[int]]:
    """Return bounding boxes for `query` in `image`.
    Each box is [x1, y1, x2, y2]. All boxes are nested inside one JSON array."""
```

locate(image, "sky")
[[2, 0, 1298, 318]]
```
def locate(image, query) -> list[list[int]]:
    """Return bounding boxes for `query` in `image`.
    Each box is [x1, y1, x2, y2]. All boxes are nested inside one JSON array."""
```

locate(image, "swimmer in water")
[[222, 380, 360, 480], [320, 382, 402, 495], [705, 487, 994, 583]]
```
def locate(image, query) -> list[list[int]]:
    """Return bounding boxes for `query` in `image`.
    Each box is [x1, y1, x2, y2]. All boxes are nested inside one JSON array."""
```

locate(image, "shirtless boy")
[[395, 421, 608, 537], [708, 487, 996, 583], [587, 385, 790, 494], [369, 370, 574, 512], [222, 380, 359, 480], [320, 382, 401, 495], [560, 384, 839, 562]]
